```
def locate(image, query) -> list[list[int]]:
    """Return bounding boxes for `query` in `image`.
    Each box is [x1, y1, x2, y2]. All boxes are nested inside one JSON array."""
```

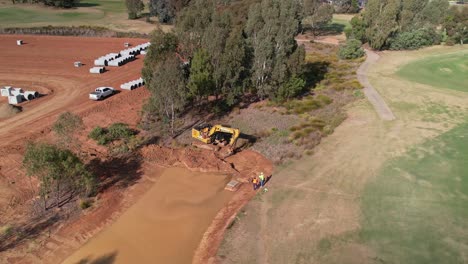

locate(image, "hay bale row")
[[1, 87, 39, 100], [120, 42, 150, 56], [120, 77, 145, 90], [93, 42, 149, 67], [94, 53, 121, 66], [108, 55, 135, 67]]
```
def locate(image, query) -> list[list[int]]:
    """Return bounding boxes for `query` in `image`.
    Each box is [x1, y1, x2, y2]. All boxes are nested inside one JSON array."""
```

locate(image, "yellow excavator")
[[192, 124, 240, 156]]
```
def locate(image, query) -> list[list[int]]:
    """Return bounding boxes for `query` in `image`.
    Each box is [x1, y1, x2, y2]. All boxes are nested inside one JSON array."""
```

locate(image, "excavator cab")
[[192, 124, 240, 152], [192, 124, 213, 144]]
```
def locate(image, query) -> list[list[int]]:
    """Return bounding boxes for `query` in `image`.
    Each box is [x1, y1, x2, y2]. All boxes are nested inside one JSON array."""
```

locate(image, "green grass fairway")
[[0, 7, 103, 24], [0, 0, 155, 33], [331, 18, 351, 31], [397, 51, 468, 92], [361, 122, 468, 264]]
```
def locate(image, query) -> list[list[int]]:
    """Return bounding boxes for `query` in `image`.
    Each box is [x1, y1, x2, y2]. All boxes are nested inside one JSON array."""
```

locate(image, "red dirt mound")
[[141, 145, 237, 174]]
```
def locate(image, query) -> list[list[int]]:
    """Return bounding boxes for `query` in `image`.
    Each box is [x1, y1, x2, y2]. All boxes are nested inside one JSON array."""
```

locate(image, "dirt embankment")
[[141, 145, 237, 174]]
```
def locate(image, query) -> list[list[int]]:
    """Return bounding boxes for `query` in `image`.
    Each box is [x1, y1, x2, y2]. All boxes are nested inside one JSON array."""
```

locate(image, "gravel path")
[[357, 50, 396, 121]]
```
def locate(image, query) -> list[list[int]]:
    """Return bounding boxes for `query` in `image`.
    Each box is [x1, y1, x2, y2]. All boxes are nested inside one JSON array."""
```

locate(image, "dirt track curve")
[[357, 50, 396, 121]]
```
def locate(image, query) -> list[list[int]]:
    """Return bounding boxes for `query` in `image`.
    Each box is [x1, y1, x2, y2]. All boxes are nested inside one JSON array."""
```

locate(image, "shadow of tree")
[[75, 2, 100, 8], [87, 152, 143, 193], [235, 132, 257, 151], [0, 213, 60, 252], [317, 23, 346, 36], [75, 251, 118, 264], [303, 61, 330, 89], [239, 132, 257, 144]]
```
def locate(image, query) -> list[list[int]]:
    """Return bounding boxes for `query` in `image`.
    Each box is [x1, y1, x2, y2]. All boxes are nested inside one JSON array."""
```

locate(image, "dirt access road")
[[0, 35, 149, 215], [0, 35, 148, 144]]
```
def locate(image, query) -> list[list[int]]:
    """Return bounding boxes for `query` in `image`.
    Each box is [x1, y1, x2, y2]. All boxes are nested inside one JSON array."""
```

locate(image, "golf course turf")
[[361, 120, 468, 264], [396, 51, 468, 93]]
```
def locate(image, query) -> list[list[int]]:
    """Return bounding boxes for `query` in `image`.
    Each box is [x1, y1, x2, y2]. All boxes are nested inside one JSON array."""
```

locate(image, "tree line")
[[347, 0, 468, 50], [142, 0, 335, 135], [145, 0, 361, 24], [11, 0, 80, 8]]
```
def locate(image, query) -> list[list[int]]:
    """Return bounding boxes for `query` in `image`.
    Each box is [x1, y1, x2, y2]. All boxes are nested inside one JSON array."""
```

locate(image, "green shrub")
[[107, 123, 134, 141], [89, 124, 135, 146], [389, 28, 441, 50], [346, 16, 367, 42], [276, 76, 306, 102], [1, 225, 13, 236], [338, 39, 365, 60], [89, 126, 106, 141], [79, 199, 93, 209]]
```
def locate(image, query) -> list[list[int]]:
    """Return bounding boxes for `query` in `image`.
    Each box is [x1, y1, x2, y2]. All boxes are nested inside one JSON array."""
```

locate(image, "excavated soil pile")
[[141, 145, 237, 174]]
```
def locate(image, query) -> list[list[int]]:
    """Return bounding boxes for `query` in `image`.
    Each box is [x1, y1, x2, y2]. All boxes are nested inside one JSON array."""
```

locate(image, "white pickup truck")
[[89, 87, 115, 101]]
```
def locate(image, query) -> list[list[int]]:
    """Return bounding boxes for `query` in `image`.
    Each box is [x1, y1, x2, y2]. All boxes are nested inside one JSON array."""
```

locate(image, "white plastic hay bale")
[[16, 40, 23, 46], [1, 87, 12, 97], [140, 50, 147, 55], [120, 83, 129, 90], [8, 94, 23, 104], [109, 53, 119, 59], [74, 61, 82, 67], [94, 58, 108, 66], [124, 42, 130, 47], [90, 67, 104, 74], [11, 88, 24, 96], [24, 91, 39, 100], [108, 60, 120, 67]]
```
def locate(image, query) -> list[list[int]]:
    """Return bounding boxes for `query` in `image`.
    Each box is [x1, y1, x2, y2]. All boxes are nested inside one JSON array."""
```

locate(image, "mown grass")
[[360, 121, 468, 264], [396, 51, 468, 92], [0, 0, 154, 32], [0, 7, 103, 24]]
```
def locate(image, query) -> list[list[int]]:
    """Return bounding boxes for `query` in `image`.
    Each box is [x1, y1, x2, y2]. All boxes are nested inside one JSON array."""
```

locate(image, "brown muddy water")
[[62, 167, 233, 264]]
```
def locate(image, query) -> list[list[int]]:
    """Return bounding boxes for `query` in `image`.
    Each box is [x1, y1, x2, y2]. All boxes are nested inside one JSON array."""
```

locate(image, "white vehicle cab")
[[89, 87, 115, 101]]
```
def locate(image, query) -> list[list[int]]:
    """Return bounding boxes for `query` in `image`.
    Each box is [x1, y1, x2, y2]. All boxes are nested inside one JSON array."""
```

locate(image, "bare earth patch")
[[0, 103, 21, 119]]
